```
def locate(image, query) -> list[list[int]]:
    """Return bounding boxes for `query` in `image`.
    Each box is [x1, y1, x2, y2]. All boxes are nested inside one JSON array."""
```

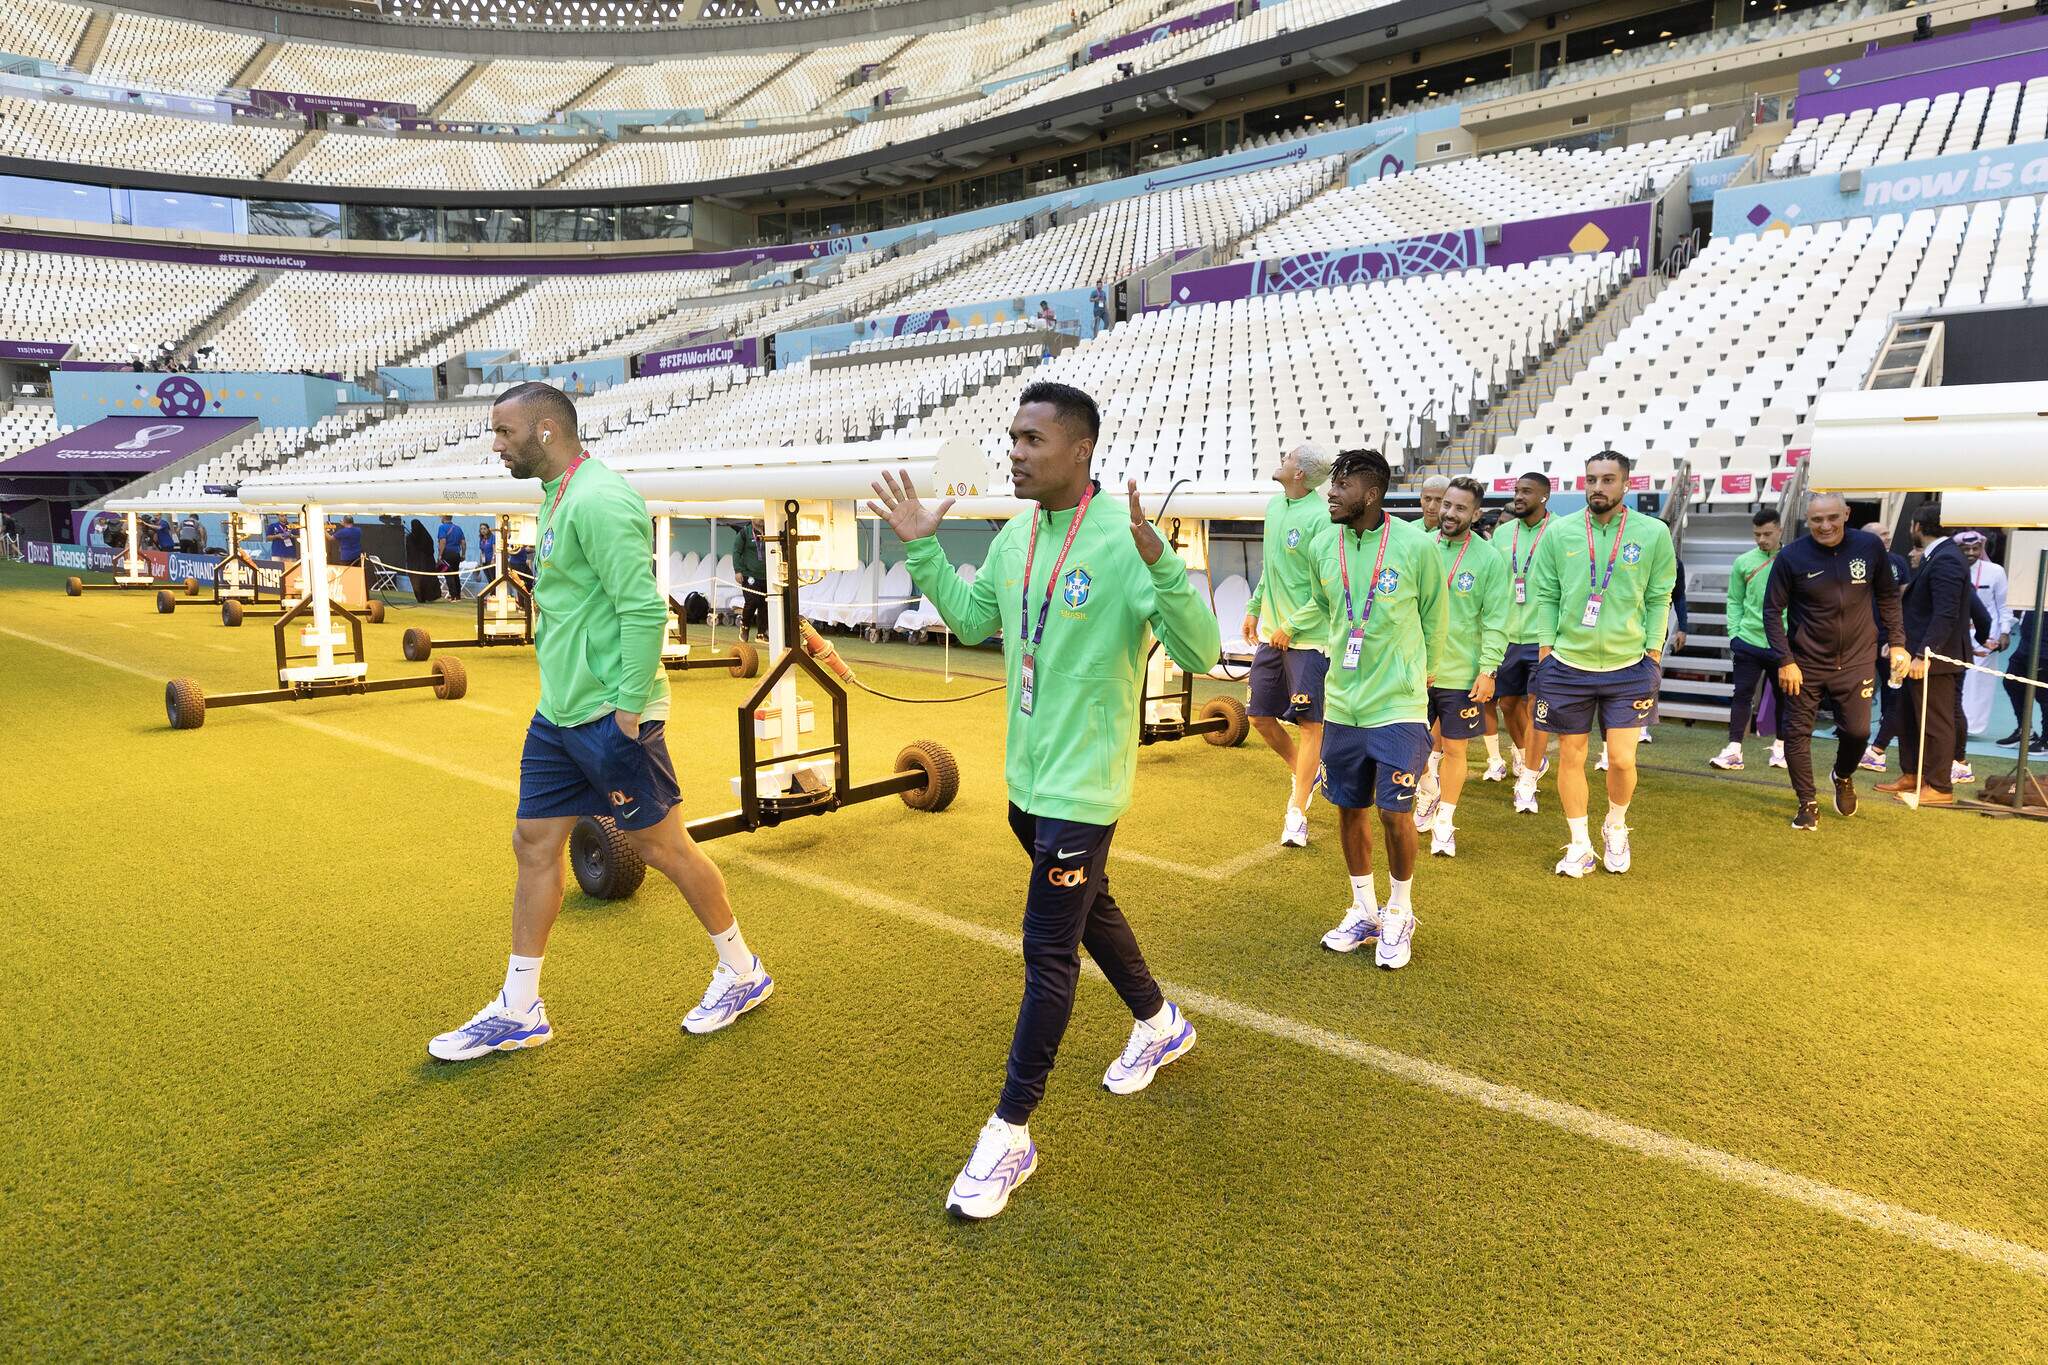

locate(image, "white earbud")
[[541, 430, 552, 444]]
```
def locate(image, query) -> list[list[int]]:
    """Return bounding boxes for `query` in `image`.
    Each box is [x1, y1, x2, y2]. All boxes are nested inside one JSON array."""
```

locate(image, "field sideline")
[[6, 560, 2048, 1359]]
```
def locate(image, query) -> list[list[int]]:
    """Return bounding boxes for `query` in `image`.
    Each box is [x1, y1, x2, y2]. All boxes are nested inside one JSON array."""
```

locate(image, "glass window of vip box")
[[250, 199, 343, 239], [346, 203, 440, 242], [535, 206, 617, 242], [444, 208, 532, 244], [620, 203, 691, 240]]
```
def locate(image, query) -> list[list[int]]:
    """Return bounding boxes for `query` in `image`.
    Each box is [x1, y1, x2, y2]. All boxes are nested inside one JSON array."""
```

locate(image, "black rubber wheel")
[[365, 599, 385, 624], [1200, 695, 1250, 747], [910, 629, 929, 646], [896, 739, 960, 812], [165, 678, 205, 730], [571, 814, 646, 900], [64, 576, 82, 596], [155, 590, 177, 614], [431, 656, 467, 700], [864, 626, 883, 644], [729, 641, 760, 678], [402, 627, 433, 662], [183, 576, 201, 596], [221, 599, 244, 627]]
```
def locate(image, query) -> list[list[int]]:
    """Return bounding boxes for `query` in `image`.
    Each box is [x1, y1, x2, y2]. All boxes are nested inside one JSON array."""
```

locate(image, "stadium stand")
[[3, 0, 89, 66], [1241, 132, 1730, 260], [0, 251, 254, 364], [569, 53, 798, 114], [722, 39, 899, 121], [439, 59, 614, 122], [283, 130, 594, 192], [559, 129, 842, 187], [1770, 78, 2048, 176], [203, 272, 526, 377], [0, 96, 299, 181], [258, 43, 472, 109], [88, 12, 264, 97]]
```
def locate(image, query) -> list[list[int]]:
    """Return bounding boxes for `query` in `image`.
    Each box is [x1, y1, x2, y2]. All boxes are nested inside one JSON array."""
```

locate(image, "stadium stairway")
[[67, 9, 111, 73], [228, 41, 281, 91], [427, 63, 488, 118], [541, 141, 613, 190], [174, 270, 276, 364], [712, 53, 809, 121], [1429, 265, 1674, 481], [381, 277, 539, 377], [263, 127, 325, 182], [1656, 509, 1754, 726]]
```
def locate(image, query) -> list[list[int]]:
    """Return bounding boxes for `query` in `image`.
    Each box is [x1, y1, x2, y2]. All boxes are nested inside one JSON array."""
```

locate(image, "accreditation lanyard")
[[1440, 532, 1471, 591], [1016, 484, 1094, 715], [1335, 521, 1392, 672], [1508, 515, 1547, 605], [1580, 507, 1628, 629], [535, 451, 588, 586]]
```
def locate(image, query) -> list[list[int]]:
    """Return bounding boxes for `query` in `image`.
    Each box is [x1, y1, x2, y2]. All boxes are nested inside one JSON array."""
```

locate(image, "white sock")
[[1605, 802, 1629, 830], [1483, 733, 1502, 762], [1436, 801, 1457, 829], [1349, 873, 1376, 909], [1425, 751, 1442, 778], [502, 953, 543, 1011], [1387, 876, 1413, 912], [711, 921, 754, 975], [1141, 1002, 1175, 1033], [1567, 815, 1591, 847]]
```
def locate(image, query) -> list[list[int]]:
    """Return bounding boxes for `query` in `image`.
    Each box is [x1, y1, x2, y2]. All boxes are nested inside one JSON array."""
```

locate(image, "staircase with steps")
[[177, 270, 277, 360], [68, 10, 112, 72], [229, 41, 280, 90], [1654, 508, 1756, 726], [378, 278, 540, 379], [263, 127, 325, 181], [428, 63, 486, 117], [540, 139, 613, 189], [711, 51, 808, 120]]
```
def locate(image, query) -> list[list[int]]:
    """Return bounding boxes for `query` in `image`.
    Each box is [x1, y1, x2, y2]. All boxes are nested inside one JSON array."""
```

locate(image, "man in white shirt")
[[1956, 530, 2012, 738]]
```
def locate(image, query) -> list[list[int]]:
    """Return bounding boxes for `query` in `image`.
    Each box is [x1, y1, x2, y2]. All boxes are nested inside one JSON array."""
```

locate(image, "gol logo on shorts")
[[1632, 697, 1655, 711], [1047, 866, 1088, 888], [608, 789, 632, 806], [1390, 770, 1418, 788], [1460, 706, 1480, 720], [1859, 682, 1875, 698], [1291, 692, 1313, 706]]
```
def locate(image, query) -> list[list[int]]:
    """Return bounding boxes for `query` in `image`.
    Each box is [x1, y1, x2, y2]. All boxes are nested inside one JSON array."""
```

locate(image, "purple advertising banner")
[[0, 415, 253, 475], [1796, 15, 2048, 120], [0, 340, 71, 362], [636, 337, 760, 375], [0, 229, 868, 279], [249, 89, 420, 119], [1159, 202, 1653, 308], [1088, 0, 1243, 62]]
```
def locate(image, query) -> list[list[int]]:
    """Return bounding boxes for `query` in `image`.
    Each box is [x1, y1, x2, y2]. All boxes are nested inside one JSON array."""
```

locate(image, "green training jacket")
[[1725, 545, 1781, 653], [1432, 530, 1511, 691], [1249, 490, 1336, 653], [1303, 511, 1448, 728], [904, 488, 1222, 825], [533, 455, 671, 727], [1499, 512, 1555, 645], [1527, 506, 1677, 671]]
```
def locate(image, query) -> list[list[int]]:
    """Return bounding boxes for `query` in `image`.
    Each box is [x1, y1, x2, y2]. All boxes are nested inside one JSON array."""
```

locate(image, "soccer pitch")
[[6, 560, 2048, 1359]]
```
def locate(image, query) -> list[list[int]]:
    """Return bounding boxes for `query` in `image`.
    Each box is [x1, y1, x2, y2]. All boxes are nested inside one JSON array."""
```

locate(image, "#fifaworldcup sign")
[[637, 338, 760, 375]]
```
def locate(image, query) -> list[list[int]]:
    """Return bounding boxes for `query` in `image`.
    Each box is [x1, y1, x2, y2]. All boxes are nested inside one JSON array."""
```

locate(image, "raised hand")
[[1126, 479, 1163, 565], [866, 467, 954, 544]]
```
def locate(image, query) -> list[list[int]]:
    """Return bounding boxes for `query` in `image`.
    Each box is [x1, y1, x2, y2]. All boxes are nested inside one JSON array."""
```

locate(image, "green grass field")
[[6, 559, 2048, 1360]]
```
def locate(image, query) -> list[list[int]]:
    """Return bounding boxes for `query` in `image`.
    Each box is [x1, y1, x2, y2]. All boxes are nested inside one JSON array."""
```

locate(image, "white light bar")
[[944, 492, 1274, 521], [105, 496, 243, 515], [234, 468, 539, 514], [610, 438, 988, 505], [1943, 489, 2048, 527], [1808, 383, 2048, 491]]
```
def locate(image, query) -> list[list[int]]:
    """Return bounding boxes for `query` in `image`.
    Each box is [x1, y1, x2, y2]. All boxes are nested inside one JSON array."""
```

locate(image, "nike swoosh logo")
[[1057, 847, 1085, 859], [1807, 571, 1823, 577]]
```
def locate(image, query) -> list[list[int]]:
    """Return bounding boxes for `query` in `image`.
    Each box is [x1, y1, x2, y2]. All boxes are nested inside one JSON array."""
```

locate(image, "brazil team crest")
[[1375, 568, 1400, 594], [1062, 568, 1091, 608], [1454, 570, 1476, 593], [540, 528, 555, 561], [1286, 528, 1301, 548], [1849, 558, 1868, 581], [1620, 542, 1642, 564]]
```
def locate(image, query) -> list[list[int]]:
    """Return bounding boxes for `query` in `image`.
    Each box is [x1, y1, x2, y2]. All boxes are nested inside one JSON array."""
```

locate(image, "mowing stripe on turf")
[[12, 623, 2048, 1283], [735, 854, 2048, 1285]]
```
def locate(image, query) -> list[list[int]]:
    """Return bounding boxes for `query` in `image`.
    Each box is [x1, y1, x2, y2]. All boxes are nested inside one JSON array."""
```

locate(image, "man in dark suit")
[[1879, 505, 1974, 805]]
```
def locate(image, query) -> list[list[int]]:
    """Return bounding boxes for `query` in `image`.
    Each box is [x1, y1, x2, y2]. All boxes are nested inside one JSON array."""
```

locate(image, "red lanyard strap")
[[1509, 515, 1548, 577], [545, 451, 589, 526], [1585, 506, 1628, 597], [1337, 521, 1393, 630], [1019, 483, 1094, 652], [1440, 531, 1470, 587]]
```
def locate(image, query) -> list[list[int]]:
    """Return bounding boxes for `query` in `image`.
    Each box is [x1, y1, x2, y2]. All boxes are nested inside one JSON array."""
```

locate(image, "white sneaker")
[[1375, 909, 1415, 970], [1430, 821, 1457, 857], [428, 994, 552, 1062], [1602, 822, 1632, 874], [1513, 780, 1540, 815], [1412, 783, 1441, 831], [1555, 843, 1598, 878], [1595, 745, 1610, 772], [1709, 742, 1744, 770], [1482, 757, 1508, 782], [1768, 740, 1787, 769], [1281, 807, 1309, 848], [1952, 761, 1975, 785], [682, 956, 774, 1035], [1322, 905, 1383, 952], [1102, 1002, 1196, 1095], [1859, 745, 1887, 773], [945, 1115, 1038, 1220], [1509, 747, 1527, 779]]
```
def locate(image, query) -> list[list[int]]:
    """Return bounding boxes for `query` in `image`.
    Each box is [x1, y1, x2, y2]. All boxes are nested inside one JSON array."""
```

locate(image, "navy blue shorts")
[[517, 711, 680, 830], [1248, 644, 1328, 723], [1429, 687, 1486, 739], [1533, 656, 1661, 735], [1497, 642, 1543, 698], [1319, 721, 1432, 812]]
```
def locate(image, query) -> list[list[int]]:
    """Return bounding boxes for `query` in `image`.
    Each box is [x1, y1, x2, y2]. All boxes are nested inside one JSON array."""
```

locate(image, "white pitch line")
[[1113, 841, 1284, 881], [733, 854, 2048, 1286], [11, 623, 2048, 1283]]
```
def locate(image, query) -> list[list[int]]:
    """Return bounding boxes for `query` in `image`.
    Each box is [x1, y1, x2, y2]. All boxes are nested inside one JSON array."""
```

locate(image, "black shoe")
[[1833, 775, 1858, 817], [1998, 729, 2024, 747], [2032, 735, 2048, 754], [1791, 802, 1820, 831]]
